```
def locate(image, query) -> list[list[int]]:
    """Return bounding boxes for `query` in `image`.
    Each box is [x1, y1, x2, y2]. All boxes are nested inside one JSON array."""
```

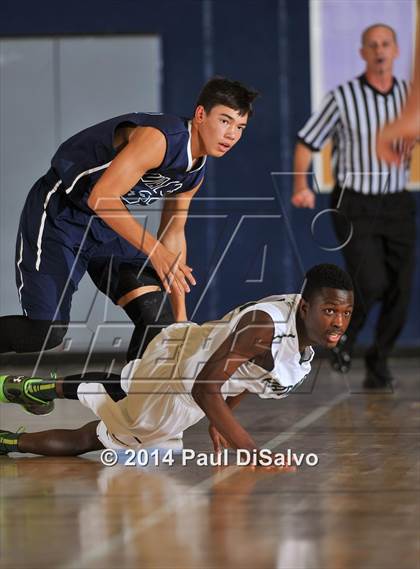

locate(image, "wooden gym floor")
[[0, 355, 419, 569]]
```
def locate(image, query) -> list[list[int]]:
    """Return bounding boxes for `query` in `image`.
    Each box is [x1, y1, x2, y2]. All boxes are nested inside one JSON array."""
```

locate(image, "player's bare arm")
[[87, 126, 195, 295], [208, 391, 249, 452], [157, 181, 202, 320], [192, 310, 274, 452]]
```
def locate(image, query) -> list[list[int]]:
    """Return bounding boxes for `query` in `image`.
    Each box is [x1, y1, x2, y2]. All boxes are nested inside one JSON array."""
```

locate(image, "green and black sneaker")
[[0, 374, 56, 416], [0, 428, 24, 455]]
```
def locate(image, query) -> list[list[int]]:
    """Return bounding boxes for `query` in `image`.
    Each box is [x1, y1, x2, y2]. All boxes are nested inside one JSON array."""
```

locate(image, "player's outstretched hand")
[[149, 242, 196, 295], [291, 187, 315, 208], [209, 424, 231, 453], [376, 121, 418, 165]]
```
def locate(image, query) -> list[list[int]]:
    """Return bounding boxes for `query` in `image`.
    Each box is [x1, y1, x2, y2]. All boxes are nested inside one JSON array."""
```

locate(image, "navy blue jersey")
[[50, 113, 206, 211]]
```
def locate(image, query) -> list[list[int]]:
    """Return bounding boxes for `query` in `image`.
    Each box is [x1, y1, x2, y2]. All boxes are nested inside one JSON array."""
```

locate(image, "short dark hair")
[[361, 24, 398, 46], [196, 76, 259, 117], [302, 264, 353, 301]]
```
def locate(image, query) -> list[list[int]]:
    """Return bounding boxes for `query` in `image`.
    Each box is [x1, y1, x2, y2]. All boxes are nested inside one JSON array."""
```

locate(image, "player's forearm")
[[226, 391, 248, 410], [168, 290, 186, 321], [87, 194, 158, 256], [293, 142, 313, 193], [159, 230, 188, 320], [192, 314, 273, 451], [192, 388, 257, 451]]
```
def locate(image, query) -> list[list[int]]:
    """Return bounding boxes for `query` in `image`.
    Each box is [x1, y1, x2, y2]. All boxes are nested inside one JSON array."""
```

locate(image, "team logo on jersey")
[[262, 374, 308, 398], [261, 377, 293, 398], [122, 173, 184, 206]]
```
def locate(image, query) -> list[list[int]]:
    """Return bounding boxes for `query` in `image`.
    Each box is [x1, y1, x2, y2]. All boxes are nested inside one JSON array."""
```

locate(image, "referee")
[[292, 23, 417, 388]]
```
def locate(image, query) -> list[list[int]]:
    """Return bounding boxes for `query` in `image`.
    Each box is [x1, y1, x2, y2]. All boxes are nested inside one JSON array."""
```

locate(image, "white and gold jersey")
[[78, 294, 314, 450]]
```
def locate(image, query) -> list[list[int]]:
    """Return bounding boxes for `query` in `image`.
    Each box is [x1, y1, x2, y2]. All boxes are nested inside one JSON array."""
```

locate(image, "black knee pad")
[[115, 263, 163, 301], [43, 322, 68, 349], [124, 291, 174, 362]]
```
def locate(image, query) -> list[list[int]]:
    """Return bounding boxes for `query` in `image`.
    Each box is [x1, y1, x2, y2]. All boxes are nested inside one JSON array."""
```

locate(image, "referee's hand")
[[291, 187, 315, 209]]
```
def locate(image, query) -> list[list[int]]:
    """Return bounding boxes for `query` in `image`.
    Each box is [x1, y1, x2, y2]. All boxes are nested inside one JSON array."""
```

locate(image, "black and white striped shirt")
[[297, 75, 410, 194]]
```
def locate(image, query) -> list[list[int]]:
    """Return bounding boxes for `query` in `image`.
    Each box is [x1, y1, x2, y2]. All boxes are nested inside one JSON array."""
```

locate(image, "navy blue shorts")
[[15, 170, 161, 321]]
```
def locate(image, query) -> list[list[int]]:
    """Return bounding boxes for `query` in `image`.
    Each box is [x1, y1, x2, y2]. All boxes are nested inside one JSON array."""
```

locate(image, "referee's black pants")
[[330, 187, 416, 361]]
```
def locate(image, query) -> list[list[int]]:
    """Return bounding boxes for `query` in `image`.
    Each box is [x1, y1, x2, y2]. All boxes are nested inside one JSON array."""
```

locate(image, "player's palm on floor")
[[209, 424, 231, 453]]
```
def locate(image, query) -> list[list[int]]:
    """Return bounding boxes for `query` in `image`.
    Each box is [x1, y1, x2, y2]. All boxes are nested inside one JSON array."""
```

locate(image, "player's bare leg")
[[0, 421, 103, 456]]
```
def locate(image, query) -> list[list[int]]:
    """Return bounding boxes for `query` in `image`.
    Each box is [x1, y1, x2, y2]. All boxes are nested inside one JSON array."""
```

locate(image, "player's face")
[[360, 27, 399, 75], [300, 288, 354, 349], [196, 105, 248, 157]]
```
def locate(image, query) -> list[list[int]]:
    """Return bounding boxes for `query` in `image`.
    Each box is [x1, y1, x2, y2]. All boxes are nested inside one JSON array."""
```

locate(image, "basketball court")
[[1, 2, 419, 569], [1, 354, 418, 569]]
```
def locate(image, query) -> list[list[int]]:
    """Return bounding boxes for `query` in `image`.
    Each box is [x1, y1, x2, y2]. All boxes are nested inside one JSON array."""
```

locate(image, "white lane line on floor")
[[61, 391, 349, 569]]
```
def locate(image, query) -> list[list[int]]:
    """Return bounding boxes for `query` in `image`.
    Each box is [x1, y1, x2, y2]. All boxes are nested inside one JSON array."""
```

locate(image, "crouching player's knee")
[[120, 287, 175, 362]]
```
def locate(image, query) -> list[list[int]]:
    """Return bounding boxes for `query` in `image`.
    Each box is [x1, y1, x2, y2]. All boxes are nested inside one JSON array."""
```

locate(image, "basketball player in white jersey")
[[0, 264, 353, 457]]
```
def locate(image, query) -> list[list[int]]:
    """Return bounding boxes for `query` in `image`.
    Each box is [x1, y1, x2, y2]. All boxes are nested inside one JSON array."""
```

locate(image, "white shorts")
[[77, 380, 204, 451], [77, 322, 209, 450]]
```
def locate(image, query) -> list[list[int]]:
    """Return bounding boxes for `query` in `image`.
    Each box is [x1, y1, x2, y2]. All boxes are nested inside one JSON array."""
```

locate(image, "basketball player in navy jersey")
[[0, 77, 258, 361]]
